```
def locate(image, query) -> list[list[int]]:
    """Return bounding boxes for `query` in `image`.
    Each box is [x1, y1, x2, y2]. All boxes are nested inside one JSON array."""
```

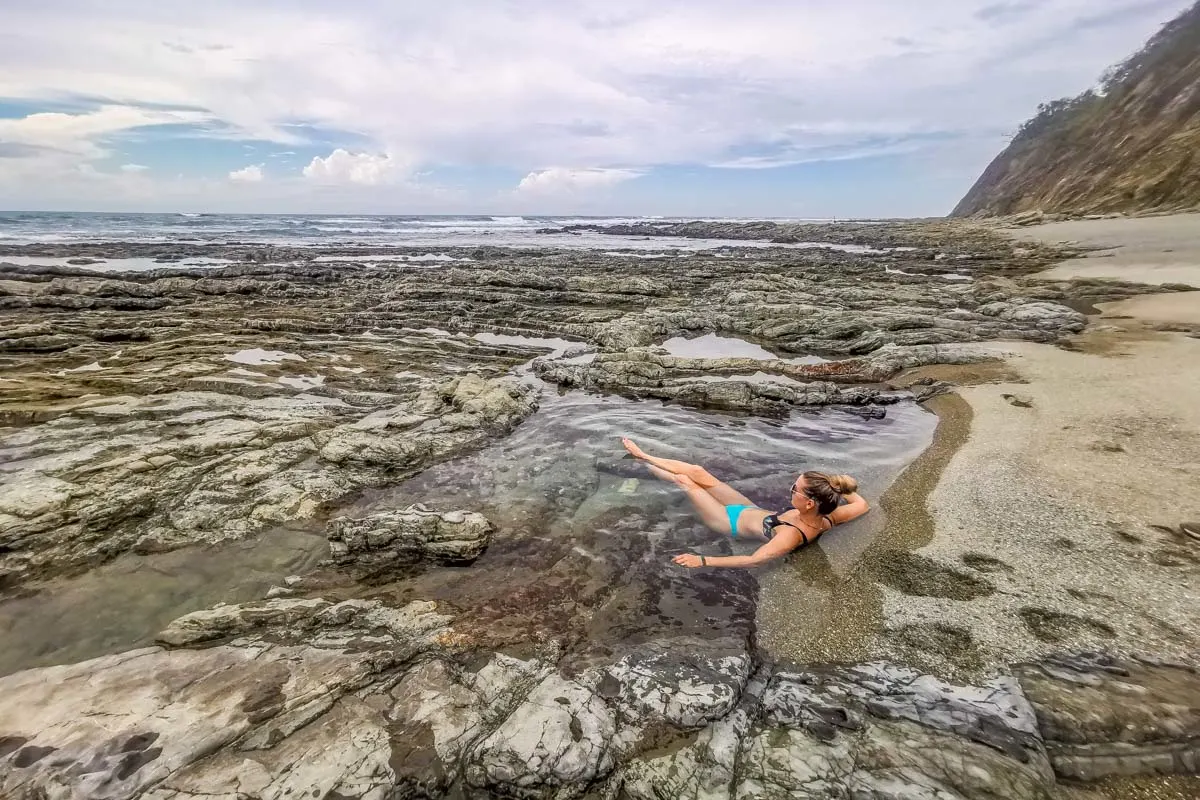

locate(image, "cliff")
[[952, 1, 1200, 217]]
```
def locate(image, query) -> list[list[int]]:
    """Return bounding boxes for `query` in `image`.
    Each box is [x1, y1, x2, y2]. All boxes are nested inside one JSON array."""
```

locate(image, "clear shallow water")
[[0, 212, 863, 253], [0, 526, 327, 677], [338, 391, 936, 660], [660, 333, 827, 365]]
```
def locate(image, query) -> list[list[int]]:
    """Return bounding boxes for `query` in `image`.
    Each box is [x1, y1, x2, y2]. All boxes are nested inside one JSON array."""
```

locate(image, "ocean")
[[0, 212, 821, 251]]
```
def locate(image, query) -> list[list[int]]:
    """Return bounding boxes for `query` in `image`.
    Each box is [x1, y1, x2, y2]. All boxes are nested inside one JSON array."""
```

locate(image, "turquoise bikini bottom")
[[724, 504, 760, 537]]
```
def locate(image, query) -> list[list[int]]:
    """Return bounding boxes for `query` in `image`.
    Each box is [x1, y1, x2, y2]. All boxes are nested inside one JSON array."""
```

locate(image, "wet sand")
[[1097, 291, 1200, 327], [1014, 213, 1200, 286], [755, 393, 968, 665], [897, 330, 1200, 671]]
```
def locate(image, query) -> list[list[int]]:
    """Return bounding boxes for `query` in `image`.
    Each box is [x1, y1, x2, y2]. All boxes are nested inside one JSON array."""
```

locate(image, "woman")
[[621, 438, 869, 569]]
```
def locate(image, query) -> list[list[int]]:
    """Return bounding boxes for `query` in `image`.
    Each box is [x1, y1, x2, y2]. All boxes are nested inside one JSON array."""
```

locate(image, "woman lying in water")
[[621, 438, 869, 569]]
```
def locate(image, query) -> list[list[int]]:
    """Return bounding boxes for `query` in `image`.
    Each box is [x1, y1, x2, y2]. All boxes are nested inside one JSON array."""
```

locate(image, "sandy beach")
[[874, 215, 1200, 671], [892, 330, 1200, 666], [882, 215, 1200, 798], [1016, 213, 1200, 286]]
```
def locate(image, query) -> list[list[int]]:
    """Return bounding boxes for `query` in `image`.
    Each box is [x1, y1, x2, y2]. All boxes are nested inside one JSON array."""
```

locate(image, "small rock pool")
[[337, 390, 936, 668], [0, 525, 327, 677], [659, 332, 827, 365]]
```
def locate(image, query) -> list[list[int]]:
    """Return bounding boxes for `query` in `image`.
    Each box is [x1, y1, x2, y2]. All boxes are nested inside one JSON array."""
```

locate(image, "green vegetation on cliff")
[[953, 1, 1200, 217]]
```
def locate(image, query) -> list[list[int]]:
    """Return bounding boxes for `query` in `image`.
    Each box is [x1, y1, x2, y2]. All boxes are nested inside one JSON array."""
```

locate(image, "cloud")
[[0, 0, 1192, 212], [0, 106, 210, 161], [120, 163, 150, 172], [0, 143, 54, 159], [302, 149, 410, 185], [976, 2, 1040, 22], [516, 167, 642, 194], [228, 164, 263, 182], [0, 104, 209, 185]]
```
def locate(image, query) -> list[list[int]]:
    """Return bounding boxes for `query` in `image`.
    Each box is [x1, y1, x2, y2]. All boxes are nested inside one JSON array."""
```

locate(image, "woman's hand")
[[673, 553, 705, 568]]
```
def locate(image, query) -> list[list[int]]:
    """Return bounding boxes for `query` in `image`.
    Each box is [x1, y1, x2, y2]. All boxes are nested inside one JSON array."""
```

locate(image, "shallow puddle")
[[0, 526, 327, 677], [472, 331, 581, 360], [660, 332, 827, 365], [0, 255, 232, 272], [311, 253, 470, 263]]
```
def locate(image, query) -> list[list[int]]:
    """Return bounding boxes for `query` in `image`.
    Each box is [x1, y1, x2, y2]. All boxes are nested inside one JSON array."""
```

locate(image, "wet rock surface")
[[2, 221, 1196, 798], [0, 371, 536, 585], [0, 226, 1103, 586], [1, 594, 1194, 799], [1015, 652, 1200, 783], [533, 342, 999, 414], [327, 504, 495, 568]]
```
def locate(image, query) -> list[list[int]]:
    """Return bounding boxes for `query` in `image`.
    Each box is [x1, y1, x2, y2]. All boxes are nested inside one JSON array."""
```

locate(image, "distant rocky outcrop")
[[953, 1, 1200, 217]]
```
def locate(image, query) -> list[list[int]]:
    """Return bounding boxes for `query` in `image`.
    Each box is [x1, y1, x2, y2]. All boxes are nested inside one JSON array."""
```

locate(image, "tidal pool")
[[0, 255, 232, 272], [337, 390, 936, 668]]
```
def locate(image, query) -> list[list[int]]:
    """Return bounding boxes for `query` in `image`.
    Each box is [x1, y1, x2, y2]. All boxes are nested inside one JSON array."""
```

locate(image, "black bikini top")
[[762, 509, 834, 545]]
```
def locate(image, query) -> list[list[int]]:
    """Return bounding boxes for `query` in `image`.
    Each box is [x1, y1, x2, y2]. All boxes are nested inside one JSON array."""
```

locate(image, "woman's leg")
[[623, 438, 754, 506], [646, 465, 731, 534]]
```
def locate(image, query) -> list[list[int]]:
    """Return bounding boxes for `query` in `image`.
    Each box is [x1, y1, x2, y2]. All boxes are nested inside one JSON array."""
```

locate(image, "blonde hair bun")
[[829, 474, 858, 495]]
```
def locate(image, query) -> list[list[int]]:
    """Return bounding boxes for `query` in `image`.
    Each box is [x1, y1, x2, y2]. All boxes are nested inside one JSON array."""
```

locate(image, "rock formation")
[[953, 1, 1200, 217], [534, 343, 1031, 415], [2, 223, 1195, 798], [327, 504, 495, 567], [1, 595, 1195, 799], [1, 228, 1117, 587]]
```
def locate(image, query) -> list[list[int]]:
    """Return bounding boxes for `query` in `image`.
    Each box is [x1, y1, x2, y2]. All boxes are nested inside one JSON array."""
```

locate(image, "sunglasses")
[[789, 480, 814, 499]]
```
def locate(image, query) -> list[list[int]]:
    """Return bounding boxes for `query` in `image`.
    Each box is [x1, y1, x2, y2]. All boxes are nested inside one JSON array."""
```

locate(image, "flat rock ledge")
[[533, 343, 997, 415], [327, 504, 495, 567], [0, 373, 536, 586], [1, 597, 1195, 800]]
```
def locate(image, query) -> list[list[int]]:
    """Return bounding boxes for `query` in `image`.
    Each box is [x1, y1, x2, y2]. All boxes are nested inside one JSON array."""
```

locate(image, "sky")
[[0, 0, 1191, 217]]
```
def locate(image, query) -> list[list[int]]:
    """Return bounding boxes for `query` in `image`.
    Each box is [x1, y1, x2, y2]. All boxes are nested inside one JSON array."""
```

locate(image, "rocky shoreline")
[[1, 219, 1197, 798], [4, 590, 1196, 799]]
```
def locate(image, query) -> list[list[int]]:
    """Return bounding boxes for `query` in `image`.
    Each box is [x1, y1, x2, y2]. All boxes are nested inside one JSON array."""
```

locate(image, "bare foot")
[[622, 437, 648, 461]]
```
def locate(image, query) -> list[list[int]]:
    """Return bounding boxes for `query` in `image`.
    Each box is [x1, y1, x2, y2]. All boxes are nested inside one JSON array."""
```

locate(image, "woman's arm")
[[673, 529, 802, 569], [828, 491, 869, 525]]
